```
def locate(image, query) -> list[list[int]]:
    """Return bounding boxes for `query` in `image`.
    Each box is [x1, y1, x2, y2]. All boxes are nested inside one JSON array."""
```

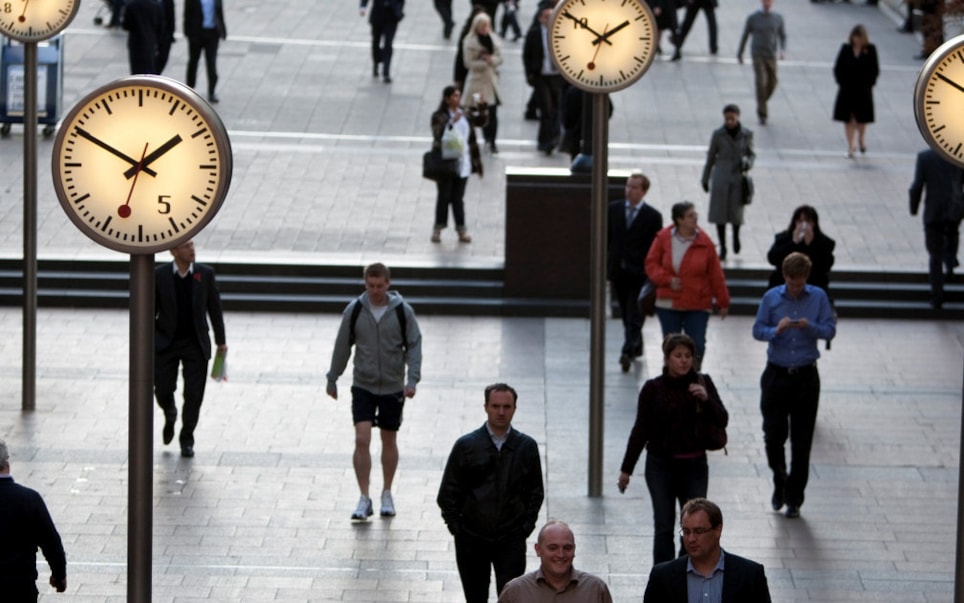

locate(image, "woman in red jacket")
[[645, 201, 730, 369]]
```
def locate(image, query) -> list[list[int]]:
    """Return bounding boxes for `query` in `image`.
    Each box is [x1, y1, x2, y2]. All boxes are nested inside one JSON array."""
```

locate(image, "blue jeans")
[[655, 308, 710, 362], [644, 453, 709, 564]]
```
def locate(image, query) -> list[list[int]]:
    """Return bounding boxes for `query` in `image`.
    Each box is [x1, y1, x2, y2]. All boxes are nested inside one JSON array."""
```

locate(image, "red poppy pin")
[[193, 273, 202, 282]]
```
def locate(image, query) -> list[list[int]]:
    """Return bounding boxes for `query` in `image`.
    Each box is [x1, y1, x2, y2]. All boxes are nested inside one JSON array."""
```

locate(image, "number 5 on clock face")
[[52, 76, 233, 255]]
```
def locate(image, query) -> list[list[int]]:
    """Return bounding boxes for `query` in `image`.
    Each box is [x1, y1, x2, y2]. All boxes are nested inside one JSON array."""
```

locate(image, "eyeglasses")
[[679, 527, 715, 537]]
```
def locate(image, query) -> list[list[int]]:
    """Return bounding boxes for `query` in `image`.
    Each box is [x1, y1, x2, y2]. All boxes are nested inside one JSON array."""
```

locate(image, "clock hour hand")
[[74, 127, 158, 177], [937, 73, 964, 95], [123, 134, 183, 179], [562, 11, 612, 46], [592, 20, 630, 46]]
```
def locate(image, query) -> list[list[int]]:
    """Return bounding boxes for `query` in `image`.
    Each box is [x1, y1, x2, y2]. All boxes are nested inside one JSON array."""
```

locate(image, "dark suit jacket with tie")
[[643, 550, 772, 603], [607, 200, 663, 282], [154, 263, 226, 359], [909, 148, 964, 226], [184, 0, 227, 39]]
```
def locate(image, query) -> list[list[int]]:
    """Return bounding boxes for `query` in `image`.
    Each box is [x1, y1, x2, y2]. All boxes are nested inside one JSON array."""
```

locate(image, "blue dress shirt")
[[752, 284, 836, 368]]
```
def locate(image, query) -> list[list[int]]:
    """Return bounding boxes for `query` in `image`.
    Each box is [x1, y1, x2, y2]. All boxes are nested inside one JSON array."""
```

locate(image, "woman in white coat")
[[462, 12, 503, 154]]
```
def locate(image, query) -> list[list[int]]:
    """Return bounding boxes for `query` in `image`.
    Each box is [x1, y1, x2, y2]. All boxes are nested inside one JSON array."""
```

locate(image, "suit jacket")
[[184, 0, 227, 39], [607, 200, 663, 281], [360, 0, 405, 27], [643, 550, 772, 603], [154, 263, 226, 359], [909, 148, 964, 226]]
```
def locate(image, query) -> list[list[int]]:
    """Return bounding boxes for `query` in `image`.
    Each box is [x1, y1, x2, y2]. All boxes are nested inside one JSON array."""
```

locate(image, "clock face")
[[52, 76, 233, 254], [0, 0, 79, 42], [549, 0, 657, 93], [915, 35, 964, 168]]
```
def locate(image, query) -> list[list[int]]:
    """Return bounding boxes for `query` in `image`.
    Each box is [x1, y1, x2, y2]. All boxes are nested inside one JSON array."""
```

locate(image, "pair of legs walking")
[[154, 338, 208, 455], [752, 56, 778, 123], [655, 308, 710, 369], [644, 453, 709, 564], [454, 533, 526, 602], [370, 21, 398, 82], [351, 386, 403, 518]]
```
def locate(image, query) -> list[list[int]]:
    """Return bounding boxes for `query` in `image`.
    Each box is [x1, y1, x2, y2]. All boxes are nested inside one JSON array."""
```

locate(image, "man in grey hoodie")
[[327, 263, 422, 520]]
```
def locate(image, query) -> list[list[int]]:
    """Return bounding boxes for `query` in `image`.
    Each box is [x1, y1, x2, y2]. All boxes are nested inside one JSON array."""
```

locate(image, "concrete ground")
[[0, 0, 963, 601]]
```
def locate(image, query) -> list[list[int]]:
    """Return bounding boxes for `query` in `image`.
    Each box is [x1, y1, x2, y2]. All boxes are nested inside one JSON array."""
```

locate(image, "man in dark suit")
[[0, 440, 67, 601], [909, 148, 964, 309], [643, 498, 772, 603], [523, 2, 564, 155], [608, 172, 663, 372], [123, 0, 164, 75], [154, 240, 227, 458], [360, 0, 405, 83], [184, 0, 227, 102]]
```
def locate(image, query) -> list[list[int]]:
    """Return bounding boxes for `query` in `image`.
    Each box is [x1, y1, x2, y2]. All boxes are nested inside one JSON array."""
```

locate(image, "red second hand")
[[118, 143, 149, 218]]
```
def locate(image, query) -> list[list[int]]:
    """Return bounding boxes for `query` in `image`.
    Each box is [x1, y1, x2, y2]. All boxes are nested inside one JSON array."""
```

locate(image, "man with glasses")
[[643, 498, 771, 602]]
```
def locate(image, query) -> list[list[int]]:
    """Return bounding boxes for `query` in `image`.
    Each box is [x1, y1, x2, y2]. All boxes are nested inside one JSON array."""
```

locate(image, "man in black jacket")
[[0, 440, 67, 601], [909, 148, 964, 309], [608, 172, 663, 372], [522, 2, 564, 155], [437, 383, 544, 602], [154, 240, 227, 458], [643, 498, 771, 603]]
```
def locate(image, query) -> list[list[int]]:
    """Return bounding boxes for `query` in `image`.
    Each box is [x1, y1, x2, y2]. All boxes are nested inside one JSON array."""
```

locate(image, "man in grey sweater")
[[327, 263, 422, 520], [737, 0, 786, 125]]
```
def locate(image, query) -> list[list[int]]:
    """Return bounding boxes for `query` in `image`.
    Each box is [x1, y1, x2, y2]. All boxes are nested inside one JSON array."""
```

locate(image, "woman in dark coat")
[[617, 333, 728, 565], [701, 104, 754, 260], [767, 205, 836, 295], [832, 24, 879, 158]]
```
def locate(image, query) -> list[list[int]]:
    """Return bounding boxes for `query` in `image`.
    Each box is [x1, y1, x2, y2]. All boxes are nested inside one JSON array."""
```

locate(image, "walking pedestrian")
[[438, 383, 544, 602], [832, 25, 879, 158], [184, 0, 228, 102], [154, 240, 227, 459], [326, 263, 422, 520], [737, 0, 785, 125], [360, 0, 404, 83], [701, 103, 754, 260]]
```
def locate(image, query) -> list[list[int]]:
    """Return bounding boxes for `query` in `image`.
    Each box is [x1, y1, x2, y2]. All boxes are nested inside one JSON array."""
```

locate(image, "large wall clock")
[[549, 0, 658, 93], [914, 35, 964, 168], [52, 76, 233, 254], [0, 0, 79, 43]]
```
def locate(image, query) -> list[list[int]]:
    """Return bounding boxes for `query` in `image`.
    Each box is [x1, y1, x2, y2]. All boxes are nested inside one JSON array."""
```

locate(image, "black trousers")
[[187, 28, 220, 94], [454, 533, 526, 603], [371, 20, 399, 77], [435, 176, 468, 229], [533, 74, 564, 151], [155, 338, 209, 448], [675, 0, 717, 53], [760, 362, 820, 508], [924, 220, 961, 304], [612, 272, 646, 356]]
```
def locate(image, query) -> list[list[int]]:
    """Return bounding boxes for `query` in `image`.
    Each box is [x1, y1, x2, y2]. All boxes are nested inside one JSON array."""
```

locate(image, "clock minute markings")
[[936, 72, 964, 94]]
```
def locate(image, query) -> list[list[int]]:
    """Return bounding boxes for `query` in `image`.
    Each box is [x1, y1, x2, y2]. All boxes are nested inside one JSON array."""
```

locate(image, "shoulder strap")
[[349, 300, 408, 352]]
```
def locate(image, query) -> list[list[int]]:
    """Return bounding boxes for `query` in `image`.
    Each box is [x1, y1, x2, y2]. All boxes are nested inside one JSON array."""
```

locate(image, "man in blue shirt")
[[752, 252, 835, 518]]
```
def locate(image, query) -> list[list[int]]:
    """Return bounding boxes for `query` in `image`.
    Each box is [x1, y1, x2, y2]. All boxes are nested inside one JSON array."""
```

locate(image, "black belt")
[[767, 362, 817, 375]]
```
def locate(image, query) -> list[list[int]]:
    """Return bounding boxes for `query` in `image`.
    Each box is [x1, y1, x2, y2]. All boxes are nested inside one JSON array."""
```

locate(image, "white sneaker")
[[380, 491, 396, 517], [351, 496, 373, 521]]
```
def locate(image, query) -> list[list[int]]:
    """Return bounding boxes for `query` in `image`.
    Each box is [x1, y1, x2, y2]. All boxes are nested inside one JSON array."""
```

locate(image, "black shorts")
[[351, 386, 405, 431]]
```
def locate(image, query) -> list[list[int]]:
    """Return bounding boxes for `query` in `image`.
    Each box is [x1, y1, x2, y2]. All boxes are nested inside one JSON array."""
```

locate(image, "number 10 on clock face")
[[52, 77, 232, 255]]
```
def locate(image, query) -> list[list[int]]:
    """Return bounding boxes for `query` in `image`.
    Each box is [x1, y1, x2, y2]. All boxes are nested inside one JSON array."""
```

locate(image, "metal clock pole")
[[588, 92, 609, 497], [129, 254, 154, 603], [21, 42, 38, 411]]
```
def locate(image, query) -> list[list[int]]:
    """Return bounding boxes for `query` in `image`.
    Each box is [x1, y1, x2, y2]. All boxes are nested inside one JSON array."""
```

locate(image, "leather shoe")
[[180, 446, 195, 458], [619, 354, 631, 373], [771, 487, 785, 511], [208, 92, 219, 104], [785, 505, 800, 518], [162, 417, 175, 445]]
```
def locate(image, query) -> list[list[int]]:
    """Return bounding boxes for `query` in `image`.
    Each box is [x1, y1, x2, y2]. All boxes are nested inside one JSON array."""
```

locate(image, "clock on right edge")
[[914, 35, 964, 168], [549, 0, 657, 94]]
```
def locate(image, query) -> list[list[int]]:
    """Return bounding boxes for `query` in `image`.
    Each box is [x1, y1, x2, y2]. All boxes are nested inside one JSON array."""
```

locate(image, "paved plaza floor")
[[1, 0, 963, 601]]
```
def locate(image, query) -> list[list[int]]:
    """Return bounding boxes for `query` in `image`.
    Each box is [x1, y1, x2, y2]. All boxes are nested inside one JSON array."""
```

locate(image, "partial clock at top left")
[[0, 0, 79, 42]]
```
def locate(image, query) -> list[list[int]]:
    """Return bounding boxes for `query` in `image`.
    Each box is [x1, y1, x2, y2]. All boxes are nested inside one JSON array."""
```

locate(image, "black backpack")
[[348, 300, 409, 352]]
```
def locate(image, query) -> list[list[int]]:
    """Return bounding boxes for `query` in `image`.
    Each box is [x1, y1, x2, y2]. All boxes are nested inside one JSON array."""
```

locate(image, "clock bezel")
[[51, 75, 233, 255], [0, 0, 79, 43], [914, 34, 964, 169], [548, 0, 657, 94]]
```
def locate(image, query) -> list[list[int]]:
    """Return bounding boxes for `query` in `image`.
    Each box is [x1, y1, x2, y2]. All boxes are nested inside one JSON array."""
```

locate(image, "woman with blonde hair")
[[462, 12, 504, 154]]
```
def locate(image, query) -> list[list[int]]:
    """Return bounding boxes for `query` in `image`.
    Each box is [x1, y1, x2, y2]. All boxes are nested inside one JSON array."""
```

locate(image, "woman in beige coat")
[[462, 12, 503, 154]]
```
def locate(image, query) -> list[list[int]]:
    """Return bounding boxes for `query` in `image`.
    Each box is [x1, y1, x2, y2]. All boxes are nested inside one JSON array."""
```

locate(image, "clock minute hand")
[[562, 11, 612, 46], [74, 127, 158, 177], [123, 134, 183, 179], [592, 20, 630, 46], [937, 73, 964, 95]]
